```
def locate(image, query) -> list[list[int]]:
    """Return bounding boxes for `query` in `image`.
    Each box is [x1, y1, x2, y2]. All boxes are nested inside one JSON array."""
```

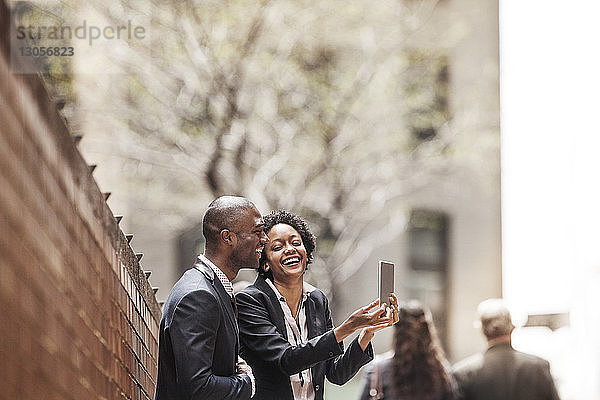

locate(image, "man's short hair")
[[202, 196, 255, 245], [477, 298, 513, 339]]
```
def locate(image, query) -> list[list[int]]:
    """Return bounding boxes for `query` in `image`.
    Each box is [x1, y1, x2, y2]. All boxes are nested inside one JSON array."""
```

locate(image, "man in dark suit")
[[453, 299, 561, 400], [154, 196, 268, 400]]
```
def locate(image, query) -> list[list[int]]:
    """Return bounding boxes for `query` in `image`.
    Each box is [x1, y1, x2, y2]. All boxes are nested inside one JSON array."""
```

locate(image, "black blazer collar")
[[194, 257, 239, 336], [254, 275, 319, 340], [254, 276, 287, 338], [304, 295, 317, 339], [194, 259, 216, 281]]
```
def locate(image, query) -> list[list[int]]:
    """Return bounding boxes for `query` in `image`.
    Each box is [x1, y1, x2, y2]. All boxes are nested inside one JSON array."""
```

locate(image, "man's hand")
[[236, 356, 253, 375]]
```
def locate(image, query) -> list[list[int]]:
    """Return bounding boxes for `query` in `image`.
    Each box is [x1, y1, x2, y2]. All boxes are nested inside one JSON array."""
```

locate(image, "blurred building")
[[333, 0, 501, 362]]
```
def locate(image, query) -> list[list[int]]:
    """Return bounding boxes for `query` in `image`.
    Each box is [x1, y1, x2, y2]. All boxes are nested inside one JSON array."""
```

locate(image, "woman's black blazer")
[[236, 275, 374, 400]]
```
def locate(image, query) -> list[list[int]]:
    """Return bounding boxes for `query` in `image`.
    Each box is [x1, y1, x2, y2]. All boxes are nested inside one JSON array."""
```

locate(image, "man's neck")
[[487, 334, 511, 348], [203, 252, 238, 281]]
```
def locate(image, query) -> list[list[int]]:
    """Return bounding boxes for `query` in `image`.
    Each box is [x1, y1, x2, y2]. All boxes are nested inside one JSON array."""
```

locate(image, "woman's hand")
[[334, 298, 393, 343], [367, 293, 399, 334], [357, 294, 400, 350]]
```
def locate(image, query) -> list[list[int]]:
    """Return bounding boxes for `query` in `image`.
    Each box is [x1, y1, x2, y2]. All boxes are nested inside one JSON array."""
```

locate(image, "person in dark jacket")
[[154, 196, 268, 400], [236, 210, 399, 400], [452, 298, 560, 400], [359, 300, 456, 400]]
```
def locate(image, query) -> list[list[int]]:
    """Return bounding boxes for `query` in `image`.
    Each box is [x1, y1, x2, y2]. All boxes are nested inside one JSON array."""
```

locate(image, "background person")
[[236, 209, 399, 400], [154, 196, 268, 400], [359, 300, 456, 400], [452, 298, 560, 400]]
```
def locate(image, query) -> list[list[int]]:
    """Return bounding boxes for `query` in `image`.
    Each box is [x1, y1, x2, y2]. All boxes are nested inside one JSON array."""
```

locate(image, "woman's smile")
[[281, 256, 301, 267]]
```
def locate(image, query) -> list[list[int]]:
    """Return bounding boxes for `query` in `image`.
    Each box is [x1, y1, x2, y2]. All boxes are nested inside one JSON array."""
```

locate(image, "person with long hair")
[[359, 300, 456, 400], [236, 209, 399, 400]]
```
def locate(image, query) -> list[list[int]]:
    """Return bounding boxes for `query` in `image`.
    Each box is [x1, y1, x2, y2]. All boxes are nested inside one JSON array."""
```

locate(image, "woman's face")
[[264, 223, 308, 284]]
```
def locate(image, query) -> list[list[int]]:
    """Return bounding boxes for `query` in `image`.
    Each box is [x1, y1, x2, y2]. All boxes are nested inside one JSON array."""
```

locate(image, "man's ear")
[[220, 229, 236, 246]]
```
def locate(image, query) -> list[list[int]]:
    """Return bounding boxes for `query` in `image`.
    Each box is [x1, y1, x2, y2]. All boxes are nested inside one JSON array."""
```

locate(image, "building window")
[[407, 209, 450, 346], [408, 209, 449, 270]]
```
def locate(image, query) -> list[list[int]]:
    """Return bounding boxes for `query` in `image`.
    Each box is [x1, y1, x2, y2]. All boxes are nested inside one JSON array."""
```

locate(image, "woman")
[[359, 300, 456, 400], [236, 210, 399, 400]]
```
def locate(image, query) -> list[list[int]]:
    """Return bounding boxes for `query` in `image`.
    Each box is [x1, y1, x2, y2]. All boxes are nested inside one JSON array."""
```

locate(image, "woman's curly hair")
[[390, 300, 453, 400], [258, 210, 316, 280]]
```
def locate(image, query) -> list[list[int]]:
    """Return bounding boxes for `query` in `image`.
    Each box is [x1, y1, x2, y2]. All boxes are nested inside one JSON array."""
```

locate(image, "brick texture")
[[0, 2, 161, 400]]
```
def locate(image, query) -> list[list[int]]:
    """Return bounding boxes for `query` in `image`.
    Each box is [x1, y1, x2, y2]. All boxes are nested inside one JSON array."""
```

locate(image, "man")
[[154, 196, 268, 400], [453, 298, 560, 400]]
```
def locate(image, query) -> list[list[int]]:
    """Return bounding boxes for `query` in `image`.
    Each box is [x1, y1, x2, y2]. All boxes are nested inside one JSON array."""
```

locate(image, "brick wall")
[[0, 2, 161, 399]]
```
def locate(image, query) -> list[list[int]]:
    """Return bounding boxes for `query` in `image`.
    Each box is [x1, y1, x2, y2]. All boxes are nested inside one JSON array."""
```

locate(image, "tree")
[[29, 0, 480, 307]]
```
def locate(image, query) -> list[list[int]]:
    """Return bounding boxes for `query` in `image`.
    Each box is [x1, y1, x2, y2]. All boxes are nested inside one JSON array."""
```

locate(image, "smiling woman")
[[257, 210, 316, 283], [263, 223, 309, 285], [236, 210, 400, 400]]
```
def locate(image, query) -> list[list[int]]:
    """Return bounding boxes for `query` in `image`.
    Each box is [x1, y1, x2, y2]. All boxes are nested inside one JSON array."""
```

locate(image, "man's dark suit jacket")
[[154, 259, 252, 400], [452, 342, 560, 400], [236, 275, 374, 400]]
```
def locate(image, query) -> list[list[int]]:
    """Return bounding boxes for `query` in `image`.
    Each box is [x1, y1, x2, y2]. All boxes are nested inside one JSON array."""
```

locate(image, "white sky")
[[500, 0, 600, 315], [501, 4, 600, 397]]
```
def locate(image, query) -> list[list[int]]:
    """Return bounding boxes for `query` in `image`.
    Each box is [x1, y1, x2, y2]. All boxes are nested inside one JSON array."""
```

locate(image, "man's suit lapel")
[[255, 276, 288, 339], [194, 259, 240, 340]]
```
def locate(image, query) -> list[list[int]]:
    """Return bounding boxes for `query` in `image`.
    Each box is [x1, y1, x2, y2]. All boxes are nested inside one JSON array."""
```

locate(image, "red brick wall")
[[0, 2, 161, 400]]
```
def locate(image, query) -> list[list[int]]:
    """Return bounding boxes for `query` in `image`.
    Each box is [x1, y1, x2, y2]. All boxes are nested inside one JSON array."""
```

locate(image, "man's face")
[[230, 206, 267, 270]]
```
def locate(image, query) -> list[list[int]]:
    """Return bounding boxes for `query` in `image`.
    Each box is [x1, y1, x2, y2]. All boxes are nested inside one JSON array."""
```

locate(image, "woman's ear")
[[263, 264, 270, 271]]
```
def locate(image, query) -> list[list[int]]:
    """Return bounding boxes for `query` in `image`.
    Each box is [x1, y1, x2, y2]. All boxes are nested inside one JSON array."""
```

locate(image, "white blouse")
[[265, 279, 316, 400]]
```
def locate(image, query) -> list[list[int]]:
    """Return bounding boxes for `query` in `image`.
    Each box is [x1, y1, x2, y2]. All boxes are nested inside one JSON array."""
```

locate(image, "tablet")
[[378, 260, 395, 307]]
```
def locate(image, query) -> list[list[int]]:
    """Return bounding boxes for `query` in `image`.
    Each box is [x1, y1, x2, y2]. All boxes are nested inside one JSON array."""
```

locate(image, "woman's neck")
[[274, 278, 304, 319]]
